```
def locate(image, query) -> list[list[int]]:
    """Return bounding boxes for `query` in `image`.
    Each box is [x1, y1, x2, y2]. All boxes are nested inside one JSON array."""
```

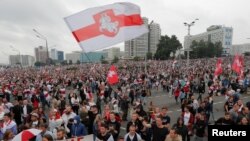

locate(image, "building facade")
[[80, 52, 107, 63], [125, 17, 161, 58], [50, 49, 58, 60], [184, 25, 233, 54], [9, 55, 35, 67], [149, 23, 161, 54], [57, 51, 64, 62], [35, 46, 48, 63], [65, 51, 81, 64], [103, 48, 120, 60], [230, 43, 250, 55]]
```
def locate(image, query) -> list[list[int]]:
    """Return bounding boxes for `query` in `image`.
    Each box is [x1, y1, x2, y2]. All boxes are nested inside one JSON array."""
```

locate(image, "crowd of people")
[[0, 56, 249, 141]]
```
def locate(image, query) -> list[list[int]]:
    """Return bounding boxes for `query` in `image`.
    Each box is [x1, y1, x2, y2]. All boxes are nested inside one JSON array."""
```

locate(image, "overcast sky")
[[0, 0, 250, 64]]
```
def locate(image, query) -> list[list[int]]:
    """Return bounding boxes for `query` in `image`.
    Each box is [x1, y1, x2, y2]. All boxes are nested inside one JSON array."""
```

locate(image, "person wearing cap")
[[30, 112, 40, 128]]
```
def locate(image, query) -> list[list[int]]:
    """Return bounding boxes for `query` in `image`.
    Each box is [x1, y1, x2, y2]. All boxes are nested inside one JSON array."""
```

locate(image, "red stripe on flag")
[[72, 10, 143, 42]]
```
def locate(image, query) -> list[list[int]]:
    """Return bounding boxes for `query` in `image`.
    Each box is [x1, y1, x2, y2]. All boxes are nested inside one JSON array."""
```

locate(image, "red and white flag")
[[214, 58, 223, 77], [107, 65, 119, 85], [232, 54, 243, 75], [64, 2, 148, 52]]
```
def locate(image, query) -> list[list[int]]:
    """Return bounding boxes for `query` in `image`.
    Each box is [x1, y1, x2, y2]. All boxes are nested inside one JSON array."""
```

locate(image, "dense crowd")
[[0, 56, 249, 141]]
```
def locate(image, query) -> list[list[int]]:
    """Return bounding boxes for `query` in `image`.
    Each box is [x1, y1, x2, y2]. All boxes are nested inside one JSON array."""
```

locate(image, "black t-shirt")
[[162, 115, 171, 125], [195, 120, 206, 137], [97, 133, 113, 141], [224, 101, 234, 111], [152, 124, 169, 141]]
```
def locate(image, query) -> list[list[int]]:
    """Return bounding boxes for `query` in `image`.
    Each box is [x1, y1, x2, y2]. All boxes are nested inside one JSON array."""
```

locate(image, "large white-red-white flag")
[[64, 2, 148, 52]]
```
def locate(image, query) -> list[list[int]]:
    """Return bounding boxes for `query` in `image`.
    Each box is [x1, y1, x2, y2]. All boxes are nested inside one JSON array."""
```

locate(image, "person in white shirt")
[[124, 124, 142, 141], [61, 106, 76, 133]]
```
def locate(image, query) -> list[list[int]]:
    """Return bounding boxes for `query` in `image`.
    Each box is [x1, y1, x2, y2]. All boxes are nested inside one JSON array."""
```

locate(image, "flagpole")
[[80, 47, 92, 63]]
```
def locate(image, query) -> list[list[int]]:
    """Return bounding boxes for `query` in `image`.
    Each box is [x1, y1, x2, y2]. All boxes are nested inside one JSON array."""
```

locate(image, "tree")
[[133, 56, 140, 61], [154, 35, 182, 60], [69, 60, 73, 65], [189, 40, 223, 59], [146, 52, 153, 60], [61, 60, 68, 66], [34, 61, 45, 67], [100, 55, 108, 64], [112, 56, 119, 64], [76, 60, 81, 64]]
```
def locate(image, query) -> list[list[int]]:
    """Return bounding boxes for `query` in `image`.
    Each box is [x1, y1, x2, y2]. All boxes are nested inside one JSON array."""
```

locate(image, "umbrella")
[[12, 129, 42, 141]]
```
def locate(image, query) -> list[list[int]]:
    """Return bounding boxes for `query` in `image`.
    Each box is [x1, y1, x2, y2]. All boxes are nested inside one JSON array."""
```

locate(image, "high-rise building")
[[103, 47, 120, 60], [57, 51, 64, 62], [184, 25, 233, 54], [50, 49, 58, 60], [35, 46, 48, 63], [125, 17, 161, 58], [149, 23, 161, 54], [9, 55, 35, 67], [50, 49, 64, 62], [125, 17, 149, 58]]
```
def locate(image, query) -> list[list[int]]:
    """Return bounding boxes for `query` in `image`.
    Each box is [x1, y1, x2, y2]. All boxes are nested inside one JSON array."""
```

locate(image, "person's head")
[[233, 104, 239, 111], [30, 113, 39, 121], [23, 99, 28, 105], [155, 107, 160, 113], [184, 106, 190, 113], [169, 129, 178, 138], [3, 130, 14, 140], [240, 117, 249, 125], [109, 112, 116, 121], [56, 129, 66, 140], [242, 107, 249, 114], [99, 123, 108, 135], [237, 100, 243, 105], [117, 137, 124, 141], [155, 116, 163, 127], [39, 123, 48, 132], [65, 106, 72, 115], [161, 106, 168, 116], [177, 117, 184, 126], [42, 134, 53, 141], [131, 113, 138, 121], [129, 124, 136, 135], [3, 113, 11, 122], [224, 112, 231, 120], [191, 96, 195, 100]]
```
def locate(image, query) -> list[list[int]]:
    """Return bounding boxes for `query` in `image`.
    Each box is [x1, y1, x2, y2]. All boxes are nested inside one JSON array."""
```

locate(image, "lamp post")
[[184, 18, 199, 66], [33, 29, 49, 64], [10, 45, 21, 66], [145, 20, 154, 74]]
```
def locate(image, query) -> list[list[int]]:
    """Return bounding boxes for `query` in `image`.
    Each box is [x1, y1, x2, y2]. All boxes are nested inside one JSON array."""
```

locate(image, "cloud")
[[0, 0, 250, 64]]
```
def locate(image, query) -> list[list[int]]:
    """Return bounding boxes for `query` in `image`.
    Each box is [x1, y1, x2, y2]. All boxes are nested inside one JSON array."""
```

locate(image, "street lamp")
[[10, 45, 21, 66], [184, 18, 199, 66], [33, 29, 49, 64], [145, 20, 154, 74]]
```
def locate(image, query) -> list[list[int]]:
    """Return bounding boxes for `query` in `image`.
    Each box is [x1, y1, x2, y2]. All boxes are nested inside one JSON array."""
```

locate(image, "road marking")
[[168, 111, 173, 113], [121, 127, 126, 130], [214, 101, 224, 105]]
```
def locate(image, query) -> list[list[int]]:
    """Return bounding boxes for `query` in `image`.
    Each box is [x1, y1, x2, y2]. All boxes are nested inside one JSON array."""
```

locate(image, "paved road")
[[119, 89, 250, 140]]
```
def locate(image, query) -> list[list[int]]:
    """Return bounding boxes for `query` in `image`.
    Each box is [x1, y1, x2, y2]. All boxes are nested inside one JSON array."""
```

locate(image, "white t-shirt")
[[184, 112, 191, 126]]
